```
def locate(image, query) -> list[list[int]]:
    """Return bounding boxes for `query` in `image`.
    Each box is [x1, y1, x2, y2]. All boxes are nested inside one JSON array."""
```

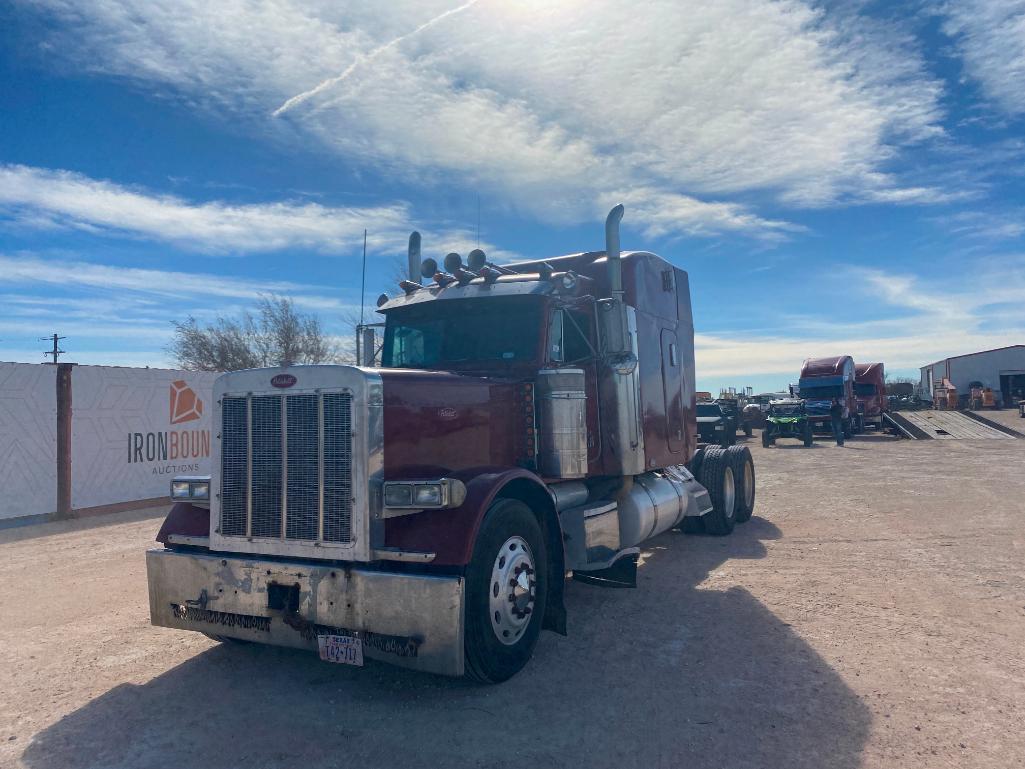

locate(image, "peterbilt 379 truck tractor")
[[147, 206, 757, 683]]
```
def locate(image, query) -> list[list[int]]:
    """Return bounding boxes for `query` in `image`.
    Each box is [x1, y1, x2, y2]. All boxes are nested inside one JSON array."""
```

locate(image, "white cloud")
[[0, 252, 351, 312], [0, 164, 412, 254], [938, 209, 1025, 240], [0, 164, 528, 261], [695, 262, 1025, 377], [942, 0, 1025, 116], [19, 0, 950, 238]]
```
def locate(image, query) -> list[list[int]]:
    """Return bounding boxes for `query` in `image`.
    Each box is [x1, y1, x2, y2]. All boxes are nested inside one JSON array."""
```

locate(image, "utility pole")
[[41, 334, 66, 364]]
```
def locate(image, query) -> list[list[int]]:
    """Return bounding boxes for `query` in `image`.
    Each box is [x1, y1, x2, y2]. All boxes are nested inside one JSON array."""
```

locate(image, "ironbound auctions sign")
[[71, 366, 219, 509], [127, 379, 211, 466]]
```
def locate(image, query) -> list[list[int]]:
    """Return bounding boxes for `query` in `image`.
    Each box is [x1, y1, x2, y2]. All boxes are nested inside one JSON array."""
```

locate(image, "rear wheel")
[[803, 421, 813, 447], [464, 498, 548, 684], [699, 447, 737, 536], [726, 445, 755, 523], [761, 429, 771, 448]]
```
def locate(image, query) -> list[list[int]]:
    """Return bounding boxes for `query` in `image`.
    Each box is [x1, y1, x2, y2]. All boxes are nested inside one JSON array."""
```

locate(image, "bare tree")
[[169, 296, 340, 371]]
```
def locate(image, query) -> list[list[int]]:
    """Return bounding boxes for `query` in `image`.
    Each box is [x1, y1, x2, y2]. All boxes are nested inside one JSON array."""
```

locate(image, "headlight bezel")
[[170, 476, 212, 503], [382, 478, 467, 510]]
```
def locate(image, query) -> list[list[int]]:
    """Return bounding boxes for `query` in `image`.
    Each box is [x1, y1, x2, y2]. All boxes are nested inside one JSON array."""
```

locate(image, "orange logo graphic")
[[170, 380, 204, 424]]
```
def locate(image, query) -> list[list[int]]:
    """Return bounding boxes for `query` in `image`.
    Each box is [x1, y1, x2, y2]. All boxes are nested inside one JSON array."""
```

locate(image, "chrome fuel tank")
[[618, 466, 702, 547]]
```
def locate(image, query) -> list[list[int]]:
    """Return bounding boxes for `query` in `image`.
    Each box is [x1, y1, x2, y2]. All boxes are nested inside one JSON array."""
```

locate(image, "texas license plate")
[[317, 634, 364, 666]]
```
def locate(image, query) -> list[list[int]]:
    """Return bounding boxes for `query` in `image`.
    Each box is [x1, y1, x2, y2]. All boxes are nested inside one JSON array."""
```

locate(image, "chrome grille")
[[219, 392, 354, 543], [323, 392, 354, 542]]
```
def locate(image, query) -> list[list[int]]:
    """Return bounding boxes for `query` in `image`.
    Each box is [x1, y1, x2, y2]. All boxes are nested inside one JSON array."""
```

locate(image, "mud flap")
[[572, 551, 639, 589]]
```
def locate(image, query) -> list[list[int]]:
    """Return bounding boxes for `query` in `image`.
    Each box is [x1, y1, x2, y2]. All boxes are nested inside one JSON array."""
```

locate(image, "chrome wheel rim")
[[743, 460, 754, 508], [723, 466, 736, 519], [488, 536, 536, 646]]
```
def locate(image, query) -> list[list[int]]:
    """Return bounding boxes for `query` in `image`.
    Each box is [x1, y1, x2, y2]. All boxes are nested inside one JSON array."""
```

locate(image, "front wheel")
[[743, 422, 753, 438], [464, 498, 548, 684]]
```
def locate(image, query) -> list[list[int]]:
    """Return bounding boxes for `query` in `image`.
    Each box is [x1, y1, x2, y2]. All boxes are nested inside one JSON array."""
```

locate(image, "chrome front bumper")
[[146, 548, 465, 676]]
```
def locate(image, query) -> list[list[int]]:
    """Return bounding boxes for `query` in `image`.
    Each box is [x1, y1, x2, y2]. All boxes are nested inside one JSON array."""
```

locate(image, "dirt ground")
[[2, 432, 1024, 769]]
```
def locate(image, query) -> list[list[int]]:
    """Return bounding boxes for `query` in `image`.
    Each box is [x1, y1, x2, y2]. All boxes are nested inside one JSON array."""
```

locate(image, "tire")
[[688, 446, 706, 480], [743, 423, 753, 438], [464, 498, 548, 684], [726, 445, 755, 523], [698, 447, 737, 536], [761, 429, 771, 448], [803, 422, 813, 447]]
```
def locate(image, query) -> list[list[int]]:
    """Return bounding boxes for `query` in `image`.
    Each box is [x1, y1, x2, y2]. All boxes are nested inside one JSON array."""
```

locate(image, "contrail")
[[273, 0, 482, 117]]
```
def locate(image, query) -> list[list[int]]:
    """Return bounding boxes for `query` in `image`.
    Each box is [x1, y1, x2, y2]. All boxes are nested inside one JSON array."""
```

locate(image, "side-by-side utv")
[[762, 399, 814, 447]]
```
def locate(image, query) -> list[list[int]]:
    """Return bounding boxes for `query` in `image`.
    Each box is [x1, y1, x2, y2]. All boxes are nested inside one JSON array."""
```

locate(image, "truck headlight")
[[383, 479, 467, 510], [384, 484, 414, 507], [170, 476, 212, 502], [414, 484, 443, 506]]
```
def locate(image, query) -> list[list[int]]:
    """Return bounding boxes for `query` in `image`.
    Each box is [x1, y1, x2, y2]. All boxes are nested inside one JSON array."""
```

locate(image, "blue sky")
[[1, 0, 1023, 393]]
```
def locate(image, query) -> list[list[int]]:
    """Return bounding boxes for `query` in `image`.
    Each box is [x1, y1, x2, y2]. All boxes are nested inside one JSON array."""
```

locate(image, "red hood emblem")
[[271, 373, 297, 388]]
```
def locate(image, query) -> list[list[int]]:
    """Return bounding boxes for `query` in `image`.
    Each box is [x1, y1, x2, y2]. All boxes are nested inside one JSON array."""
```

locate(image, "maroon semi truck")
[[797, 355, 858, 437], [854, 362, 887, 430], [147, 206, 756, 682]]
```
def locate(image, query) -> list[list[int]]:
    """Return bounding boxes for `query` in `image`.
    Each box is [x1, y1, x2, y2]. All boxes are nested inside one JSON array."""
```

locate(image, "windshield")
[[855, 383, 878, 397], [770, 404, 802, 416], [696, 404, 721, 417], [799, 385, 842, 400], [382, 297, 542, 368]]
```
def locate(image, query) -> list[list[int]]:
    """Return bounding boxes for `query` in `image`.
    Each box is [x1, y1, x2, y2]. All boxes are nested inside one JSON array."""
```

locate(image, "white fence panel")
[[71, 366, 219, 510], [0, 363, 58, 519]]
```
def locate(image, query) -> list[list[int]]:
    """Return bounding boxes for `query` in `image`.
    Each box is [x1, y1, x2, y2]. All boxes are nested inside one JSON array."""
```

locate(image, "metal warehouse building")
[[920, 344, 1025, 408]]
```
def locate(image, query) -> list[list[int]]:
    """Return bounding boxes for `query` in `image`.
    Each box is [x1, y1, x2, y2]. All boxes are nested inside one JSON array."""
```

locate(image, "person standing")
[[829, 397, 845, 446]]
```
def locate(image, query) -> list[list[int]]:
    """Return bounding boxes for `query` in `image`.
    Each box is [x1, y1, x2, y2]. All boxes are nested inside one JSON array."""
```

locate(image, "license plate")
[[317, 634, 364, 666]]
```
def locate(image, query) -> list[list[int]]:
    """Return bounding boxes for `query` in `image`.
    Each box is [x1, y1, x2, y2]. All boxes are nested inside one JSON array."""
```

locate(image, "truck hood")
[[378, 368, 524, 478]]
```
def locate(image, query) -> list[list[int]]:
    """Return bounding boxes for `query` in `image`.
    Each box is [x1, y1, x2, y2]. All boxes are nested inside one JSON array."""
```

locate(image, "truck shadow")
[[22, 516, 870, 769]]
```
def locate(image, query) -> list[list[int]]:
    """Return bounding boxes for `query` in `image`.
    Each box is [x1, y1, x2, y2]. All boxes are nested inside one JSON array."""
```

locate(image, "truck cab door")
[[660, 329, 685, 454]]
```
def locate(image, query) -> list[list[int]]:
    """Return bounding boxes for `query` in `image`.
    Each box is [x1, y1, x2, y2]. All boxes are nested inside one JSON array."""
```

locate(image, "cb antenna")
[[41, 333, 66, 364]]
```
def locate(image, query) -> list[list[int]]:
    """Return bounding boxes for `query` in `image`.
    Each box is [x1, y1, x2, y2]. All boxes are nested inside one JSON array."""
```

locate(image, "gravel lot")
[[2, 432, 1024, 769]]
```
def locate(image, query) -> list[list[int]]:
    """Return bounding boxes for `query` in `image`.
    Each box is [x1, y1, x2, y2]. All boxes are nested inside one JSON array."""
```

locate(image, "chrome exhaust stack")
[[605, 204, 625, 301], [400, 231, 426, 293], [596, 204, 645, 475], [407, 232, 422, 282]]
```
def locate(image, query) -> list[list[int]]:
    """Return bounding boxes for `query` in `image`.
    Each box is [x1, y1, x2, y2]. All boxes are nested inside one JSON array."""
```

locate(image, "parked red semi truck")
[[854, 362, 887, 429], [147, 206, 757, 682], [797, 355, 858, 436]]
